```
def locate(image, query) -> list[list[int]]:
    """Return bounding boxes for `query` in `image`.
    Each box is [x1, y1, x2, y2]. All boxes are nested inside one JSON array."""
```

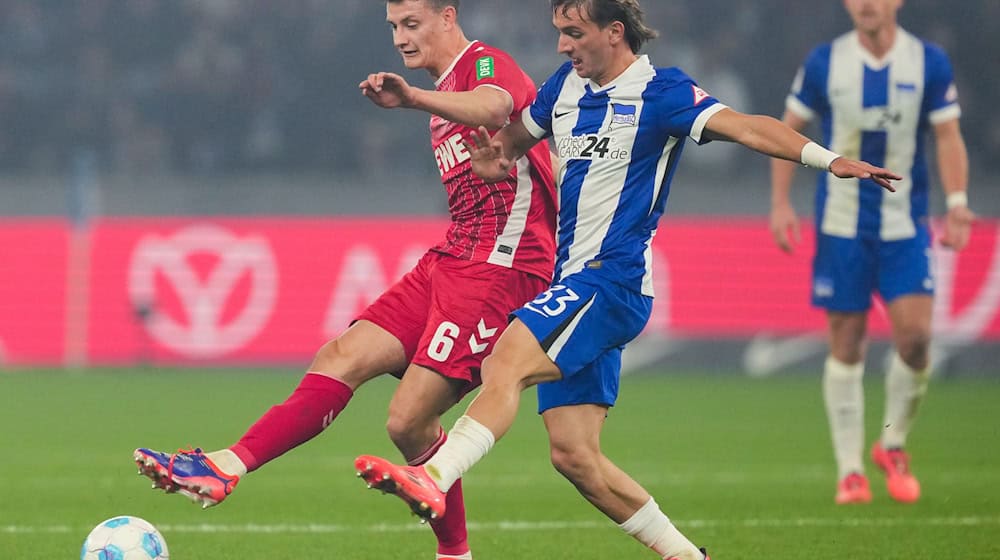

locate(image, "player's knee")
[[549, 445, 599, 486], [384, 412, 417, 448], [310, 339, 369, 387], [385, 408, 438, 456], [896, 328, 931, 368]]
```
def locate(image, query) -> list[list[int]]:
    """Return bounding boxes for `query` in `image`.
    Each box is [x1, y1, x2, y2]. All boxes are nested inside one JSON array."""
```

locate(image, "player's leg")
[[869, 295, 930, 503], [410, 318, 561, 491], [543, 404, 706, 560], [227, 320, 408, 473], [357, 319, 560, 520], [464, 320, 562, 435], [134, 320, 408, 507], [383, 254, 550, 458], [358, 256, 550, 546], [882, 294, 933, 449], [448, 276, 646, 448], [355, 274, 649, 521], [872, 234, 935, 502], [137, 252, 436, 507], [825, 311, 872, 504], [386, 365, 464, 460], [386, 365, 470, 559], [813, 233, 876, 503], [826, 311, 869, 467]]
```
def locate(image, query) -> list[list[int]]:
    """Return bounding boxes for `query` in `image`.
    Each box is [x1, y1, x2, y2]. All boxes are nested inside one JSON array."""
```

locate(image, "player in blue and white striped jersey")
[[355, 2, 898, 558], [769, 0, 973, 506]]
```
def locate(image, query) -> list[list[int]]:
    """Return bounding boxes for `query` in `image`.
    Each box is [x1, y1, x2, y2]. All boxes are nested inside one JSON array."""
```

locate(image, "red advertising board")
[[1, 217, 998, 366], [85, 218, 448, 364], [660, 218, 1000, 341], [0, 219, 69, 364]]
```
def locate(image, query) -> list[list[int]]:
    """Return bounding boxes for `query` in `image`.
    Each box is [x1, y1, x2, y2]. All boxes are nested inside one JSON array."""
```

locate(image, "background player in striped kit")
[[769, 0, 973, 505], [355, 1, 900, 558], [133, 2, 557, 559]]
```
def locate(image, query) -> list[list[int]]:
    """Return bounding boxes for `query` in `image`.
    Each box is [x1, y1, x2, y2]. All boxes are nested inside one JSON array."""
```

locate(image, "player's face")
[[386, 0, 451, 71], [552, 6, 617, 84], [843, 0, 903, 34]]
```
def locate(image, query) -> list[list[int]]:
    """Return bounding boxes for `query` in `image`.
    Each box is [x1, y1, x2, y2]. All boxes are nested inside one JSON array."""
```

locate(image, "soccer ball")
[[80, 515, 169, 559]]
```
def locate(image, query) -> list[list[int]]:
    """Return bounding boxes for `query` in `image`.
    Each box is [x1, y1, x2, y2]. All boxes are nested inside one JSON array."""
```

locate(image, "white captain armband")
[[800, 142, 841, 171]]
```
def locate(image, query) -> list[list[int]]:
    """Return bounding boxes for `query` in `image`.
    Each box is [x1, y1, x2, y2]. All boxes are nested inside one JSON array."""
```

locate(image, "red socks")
[[230, 373, 353, 472], [228, 372, 467, 556], [410, 429, 470, 556]]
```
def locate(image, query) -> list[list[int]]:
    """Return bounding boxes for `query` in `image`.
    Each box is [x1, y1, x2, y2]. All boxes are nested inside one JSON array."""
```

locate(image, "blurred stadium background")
[[0, 0, 996, 372], [1, 2, 999, 558]]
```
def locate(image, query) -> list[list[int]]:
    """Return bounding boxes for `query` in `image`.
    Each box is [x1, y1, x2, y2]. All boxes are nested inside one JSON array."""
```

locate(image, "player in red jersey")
[[133, 2, 556, 559]]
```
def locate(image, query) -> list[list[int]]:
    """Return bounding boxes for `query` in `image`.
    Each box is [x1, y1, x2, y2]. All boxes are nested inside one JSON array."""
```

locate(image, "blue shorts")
[[511, 270, 652, 414], [812, 227, 934, 312]]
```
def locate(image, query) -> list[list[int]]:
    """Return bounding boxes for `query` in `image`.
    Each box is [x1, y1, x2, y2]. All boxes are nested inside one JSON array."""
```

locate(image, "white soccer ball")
[[80, 515, 170, 559]]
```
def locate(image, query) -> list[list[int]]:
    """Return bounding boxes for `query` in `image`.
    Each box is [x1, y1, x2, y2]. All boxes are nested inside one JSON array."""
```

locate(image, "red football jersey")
[[429, 41, 557, 282]]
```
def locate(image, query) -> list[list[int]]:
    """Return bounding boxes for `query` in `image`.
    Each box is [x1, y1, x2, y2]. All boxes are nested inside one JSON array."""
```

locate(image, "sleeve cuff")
[[785, 95, 816, 121], [521, 110, 547, 139], [690, 103, 728, 144], [929, 104, 961, 125]]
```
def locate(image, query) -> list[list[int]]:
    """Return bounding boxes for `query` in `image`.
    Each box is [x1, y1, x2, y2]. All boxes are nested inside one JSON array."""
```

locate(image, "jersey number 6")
[[427, 321, 461, 362]]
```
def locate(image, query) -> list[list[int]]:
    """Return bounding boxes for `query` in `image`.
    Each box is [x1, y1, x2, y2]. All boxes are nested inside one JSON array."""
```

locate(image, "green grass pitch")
[[1, 368, 998, 559]]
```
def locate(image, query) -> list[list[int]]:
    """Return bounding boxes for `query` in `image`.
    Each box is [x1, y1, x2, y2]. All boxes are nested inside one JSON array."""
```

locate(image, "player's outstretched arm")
[[704, 108, 901, 192], [360, 72, 513, 130], [463, 121, 541, 183]]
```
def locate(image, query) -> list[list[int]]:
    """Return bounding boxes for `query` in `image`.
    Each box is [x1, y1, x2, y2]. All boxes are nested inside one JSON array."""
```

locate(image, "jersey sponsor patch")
[[476, 56, 495, 80], [556, 134, 629, 161], [434, 132, 471, 175], [692, 85, 710, 105], [610, 103, 637, 128]]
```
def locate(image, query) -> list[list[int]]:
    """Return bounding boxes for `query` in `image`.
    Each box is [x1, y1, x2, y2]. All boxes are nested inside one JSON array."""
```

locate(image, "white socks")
[[880, 352, 929, 448], [206, 449, 248, 478], [823, 356, 865, 478], [425, 416, 495, 493], [618, 497, 702, 560], [436, 553, 472, 560]]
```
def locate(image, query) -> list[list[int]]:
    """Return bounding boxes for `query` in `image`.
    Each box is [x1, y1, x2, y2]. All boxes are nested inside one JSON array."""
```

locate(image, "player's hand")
[[462, 126, 513, 183], [769, 201, 801, 254], [940, 205, 975, 250], [359, 72, 416, 109], [829, 158, 901, 192]]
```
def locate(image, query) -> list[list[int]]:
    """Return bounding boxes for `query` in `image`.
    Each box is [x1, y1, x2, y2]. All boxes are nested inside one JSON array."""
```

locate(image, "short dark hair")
[[552, 0, 658, 53], [386, 0, 459, 12]]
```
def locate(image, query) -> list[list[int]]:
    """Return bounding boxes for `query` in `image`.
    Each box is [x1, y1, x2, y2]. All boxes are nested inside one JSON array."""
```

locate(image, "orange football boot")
[[835, 472, 872, 504], [355, 454, 446, 521], [871, 442, 920, 503]]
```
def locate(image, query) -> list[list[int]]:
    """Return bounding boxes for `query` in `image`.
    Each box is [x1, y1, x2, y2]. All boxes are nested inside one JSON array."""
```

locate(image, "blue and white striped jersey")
[[788, 29, 961, 241], [522, 55, 725, 297]]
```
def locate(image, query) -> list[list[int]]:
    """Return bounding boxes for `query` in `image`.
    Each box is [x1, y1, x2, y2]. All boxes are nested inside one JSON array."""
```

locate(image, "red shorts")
[[357, 251, 548, 392]]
